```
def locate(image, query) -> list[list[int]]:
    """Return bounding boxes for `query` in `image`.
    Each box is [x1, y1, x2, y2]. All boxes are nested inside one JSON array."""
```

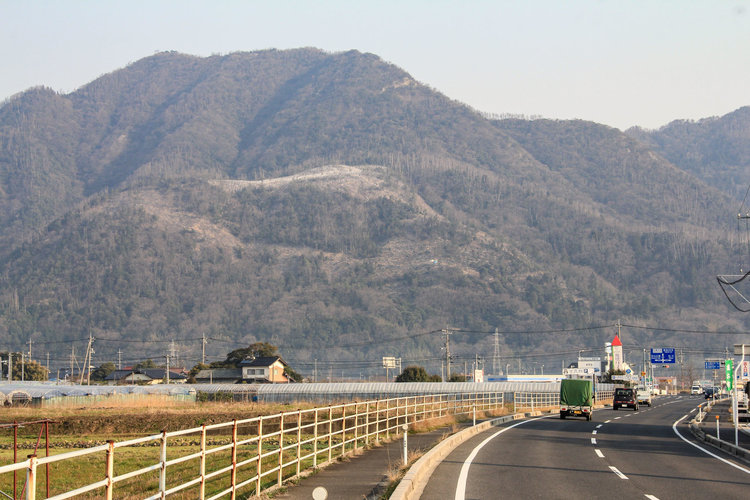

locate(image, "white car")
[[690, 385, 702, 395]]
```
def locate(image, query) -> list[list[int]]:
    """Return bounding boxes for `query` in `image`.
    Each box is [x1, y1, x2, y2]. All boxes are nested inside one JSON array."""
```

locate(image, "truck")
[[559, 378, 593, 421], [636, 385, 652, 406]]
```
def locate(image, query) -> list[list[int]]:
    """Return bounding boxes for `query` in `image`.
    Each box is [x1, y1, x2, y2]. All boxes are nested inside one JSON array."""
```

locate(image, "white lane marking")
[[596, 424, 603, 428], [689, 408, 696, 413], [672, 415, 750, 474], [591, 437, 597, 444], [614, 416, 621, 420], [609, 466, 628, 479], [645, 495, 660, 500], [595, 449, 605, 458], [592, 430, 597, 434], [454, 415, 550, 500], [604, 419, 611, 423]]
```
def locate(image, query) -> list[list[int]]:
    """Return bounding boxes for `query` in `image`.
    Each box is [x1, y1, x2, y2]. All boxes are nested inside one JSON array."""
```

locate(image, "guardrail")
[[0, 392, 506, 499], [513, 389, 614, 412]]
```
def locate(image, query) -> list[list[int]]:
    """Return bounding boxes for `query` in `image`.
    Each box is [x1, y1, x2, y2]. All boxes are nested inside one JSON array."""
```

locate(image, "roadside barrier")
[[0, 392, 506, 499]]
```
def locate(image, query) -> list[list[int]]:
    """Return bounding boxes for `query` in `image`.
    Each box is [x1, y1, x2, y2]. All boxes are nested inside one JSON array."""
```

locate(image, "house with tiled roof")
[[239, 356, 289, 383]]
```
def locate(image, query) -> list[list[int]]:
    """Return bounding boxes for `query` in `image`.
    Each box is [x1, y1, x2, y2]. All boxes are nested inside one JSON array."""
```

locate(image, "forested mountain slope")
[[0, 49, 746, 371]]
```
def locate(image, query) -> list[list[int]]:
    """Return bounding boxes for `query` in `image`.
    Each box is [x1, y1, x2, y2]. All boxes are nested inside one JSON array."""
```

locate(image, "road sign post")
[[650, 348, 675, 364]]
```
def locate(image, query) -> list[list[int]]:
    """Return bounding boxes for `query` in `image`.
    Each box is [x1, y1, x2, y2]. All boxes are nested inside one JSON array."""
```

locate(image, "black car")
[[613, 388, 638, 411]]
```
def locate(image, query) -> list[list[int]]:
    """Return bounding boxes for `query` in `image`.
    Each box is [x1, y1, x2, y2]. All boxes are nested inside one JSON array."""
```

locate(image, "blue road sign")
[[651, 348, 676, 364], [705, 361, 721, 370]]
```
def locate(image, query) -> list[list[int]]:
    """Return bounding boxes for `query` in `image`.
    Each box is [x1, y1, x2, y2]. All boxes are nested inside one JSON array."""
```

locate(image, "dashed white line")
[[645, 495, 660, 500], [596, 424, 603, 428], [592, 430, 597, 434], [595, 449, 605, 458], [609, 466, 628, 479], [591, 437, 597, 444], [604, 419, 611, 423], [614, 416, 621, 420]]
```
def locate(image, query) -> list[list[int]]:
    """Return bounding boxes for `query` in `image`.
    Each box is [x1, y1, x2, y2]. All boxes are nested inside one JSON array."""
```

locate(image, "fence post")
[[105, 441, 115, 500], [256, 416, 263, 496], [354, 402, 359, 451], [278, 413, 285, 486], [200, 424, 206, 500], [386, 399, 391, 440], [159, 430, 167, 498], [513, 392, 517, 413], [340, 405, 347, 456], [25, 455, 37, 500], [327, 407, 333, 463], [313, 409, 319, 468], [296, 410, 302, 476], [365, 401, 371, 446], [375, 400, 380, 443], [231, 419, 238, 498]]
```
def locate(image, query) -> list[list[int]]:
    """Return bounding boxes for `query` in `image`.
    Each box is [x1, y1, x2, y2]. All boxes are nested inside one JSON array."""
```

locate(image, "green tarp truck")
[[559, 378, 593, 421]]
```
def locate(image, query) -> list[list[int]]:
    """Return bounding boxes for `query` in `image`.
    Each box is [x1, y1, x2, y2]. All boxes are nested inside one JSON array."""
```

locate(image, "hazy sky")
[[2, 0, 749, 130]]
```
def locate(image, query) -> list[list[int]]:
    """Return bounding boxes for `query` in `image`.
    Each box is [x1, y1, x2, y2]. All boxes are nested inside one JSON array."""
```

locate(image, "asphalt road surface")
[[421, 396, 750, 499]]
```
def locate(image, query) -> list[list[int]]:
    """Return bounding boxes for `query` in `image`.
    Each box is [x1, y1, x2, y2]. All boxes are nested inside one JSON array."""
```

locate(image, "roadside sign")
[[725, 359, 734, 390], [651, 348, 676, 364], [705, 361, 721, 370], [382, 357, 397, 368], [741, 361, 750, 381]]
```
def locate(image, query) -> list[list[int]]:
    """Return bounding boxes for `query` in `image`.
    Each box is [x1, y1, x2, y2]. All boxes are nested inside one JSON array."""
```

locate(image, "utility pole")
[[28, 338, 32, 362], [117, 350, 122, 370], [166, 355, 170, 384], [314, 359, 317, 383], [201, 333, 207, 365], [493, 328, 500, 375], [442, 329, 453, 381]]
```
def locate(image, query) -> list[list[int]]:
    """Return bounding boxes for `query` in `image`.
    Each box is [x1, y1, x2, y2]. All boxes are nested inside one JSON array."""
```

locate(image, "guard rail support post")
[[159, 430, 167, 498], [340, 405, 347, 457], [327, 407, 333, 463], [356, 401, 361, 443], [513, 392, 517, 414], [256, 416, 263, 496], [278, 413, 284, 487], [313, 409, 319, 468], [200, 424, 206, 500], [105, 441, 115, 500], [231, 419, 238, 498], [365, 401, 370, 446], [296, 410, 302, 476], [374, 401, 380, 444], [25, 455, 37, 500]]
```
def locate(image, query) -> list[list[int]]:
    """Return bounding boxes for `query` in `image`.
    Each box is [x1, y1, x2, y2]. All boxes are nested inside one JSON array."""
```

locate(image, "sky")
[[1, 0, 749, 130]]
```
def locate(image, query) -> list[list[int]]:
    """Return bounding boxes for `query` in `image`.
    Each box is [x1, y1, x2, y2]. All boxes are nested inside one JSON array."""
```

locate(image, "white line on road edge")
[[595, 449, 605, 458], [454, 415, 550, 500], [672, 415, 750, 474], [609, 466, 628, 479], [591, 438, 597, 444]]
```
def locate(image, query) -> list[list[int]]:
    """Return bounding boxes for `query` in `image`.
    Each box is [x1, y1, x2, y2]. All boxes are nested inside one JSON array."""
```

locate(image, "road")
[[421, 396, 750, 499]]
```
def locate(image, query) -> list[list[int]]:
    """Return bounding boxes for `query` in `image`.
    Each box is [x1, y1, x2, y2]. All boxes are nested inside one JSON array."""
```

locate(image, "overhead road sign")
[[650, 348, 675, 364], [705, 361, 721, 370]]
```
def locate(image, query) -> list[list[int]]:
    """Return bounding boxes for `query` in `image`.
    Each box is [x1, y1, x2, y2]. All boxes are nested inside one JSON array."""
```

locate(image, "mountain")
[[0, 49, 747, 375], [626, 107, 750, 200]]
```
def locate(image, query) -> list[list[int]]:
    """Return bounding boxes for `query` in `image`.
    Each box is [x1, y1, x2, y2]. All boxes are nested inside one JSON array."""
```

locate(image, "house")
[[239, 356, 289, 383], [194, 368, 243, 384], [105, 369, 187, 385]]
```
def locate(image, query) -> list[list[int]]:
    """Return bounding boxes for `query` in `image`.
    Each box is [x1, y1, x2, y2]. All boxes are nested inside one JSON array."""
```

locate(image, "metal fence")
[[513, 388, 614, 412], [1, 392, 506, 499]]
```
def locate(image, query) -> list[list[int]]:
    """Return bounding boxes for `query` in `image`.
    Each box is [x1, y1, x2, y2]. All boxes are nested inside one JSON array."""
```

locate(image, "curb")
[[688, 421, 750, 466], [390, 411, 546, 500]]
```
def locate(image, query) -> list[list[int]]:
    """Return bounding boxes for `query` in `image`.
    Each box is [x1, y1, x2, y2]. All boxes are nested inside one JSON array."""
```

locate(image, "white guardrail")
[[1, 392, 507, 499]]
